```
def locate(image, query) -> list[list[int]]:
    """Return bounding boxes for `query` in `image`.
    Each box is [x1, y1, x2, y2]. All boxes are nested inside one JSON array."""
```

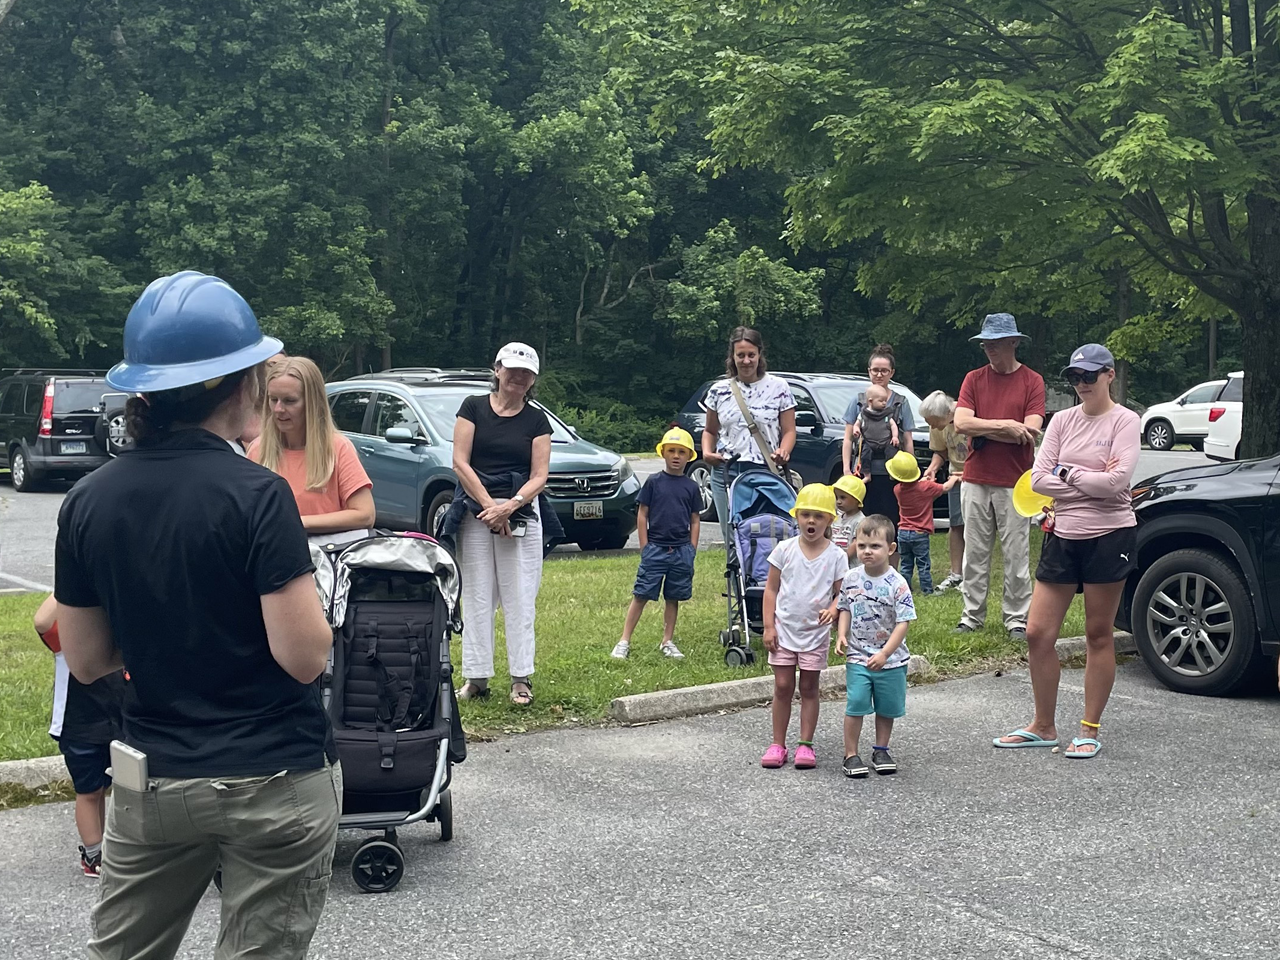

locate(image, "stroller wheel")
[[437, 788, 454, 842], [744, 648, 756, 665], [718, 629, 732, 647], [724, 647, 747, 668], [351, 839, 405, 893], [730, 627, 744, 647]]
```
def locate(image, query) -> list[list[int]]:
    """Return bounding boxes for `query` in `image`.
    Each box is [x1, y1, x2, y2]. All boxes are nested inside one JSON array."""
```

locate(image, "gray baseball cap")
[[969, 312, 1029, 341], [1061, 343, 1115, 375]]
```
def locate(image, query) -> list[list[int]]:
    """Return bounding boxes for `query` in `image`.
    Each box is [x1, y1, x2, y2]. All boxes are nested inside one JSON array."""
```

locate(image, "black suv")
[[1118, 456, 1280, 696], [676, 372, 947, 522], [0, 370, 130, 491]]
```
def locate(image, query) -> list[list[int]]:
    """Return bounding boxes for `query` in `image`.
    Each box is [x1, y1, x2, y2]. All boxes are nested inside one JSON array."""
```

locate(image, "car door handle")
[[358, 445, 375, 455]]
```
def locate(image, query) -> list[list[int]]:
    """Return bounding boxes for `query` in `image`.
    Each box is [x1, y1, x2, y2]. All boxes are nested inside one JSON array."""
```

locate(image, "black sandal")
[[458, 680, 490, 701], [510, 678, 534, 706]]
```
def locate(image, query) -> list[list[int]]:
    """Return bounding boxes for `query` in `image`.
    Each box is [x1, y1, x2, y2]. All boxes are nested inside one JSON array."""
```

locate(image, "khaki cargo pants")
[[89, 762, 342, 960], [959, 482, 1032, 631]]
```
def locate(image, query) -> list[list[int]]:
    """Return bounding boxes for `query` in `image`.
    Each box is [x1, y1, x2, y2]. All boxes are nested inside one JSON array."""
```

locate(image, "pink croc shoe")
[[760, 743, 788, 768], [794, 744, 816, 769]]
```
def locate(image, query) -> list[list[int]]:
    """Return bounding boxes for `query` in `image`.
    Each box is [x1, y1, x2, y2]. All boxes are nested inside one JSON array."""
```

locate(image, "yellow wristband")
[[1080, 719, 1101, 729]]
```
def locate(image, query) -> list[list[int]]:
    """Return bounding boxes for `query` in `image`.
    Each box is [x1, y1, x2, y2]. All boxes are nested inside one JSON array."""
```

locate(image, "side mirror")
[[795, 411, 820, 429], [385, 427, 417, 444], [1177, 397, 1187, 405]]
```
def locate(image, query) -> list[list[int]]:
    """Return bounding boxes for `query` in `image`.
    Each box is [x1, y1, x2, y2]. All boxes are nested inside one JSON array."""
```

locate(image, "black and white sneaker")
[[870, 748, 897, 775], [842, 754, 869, 778]]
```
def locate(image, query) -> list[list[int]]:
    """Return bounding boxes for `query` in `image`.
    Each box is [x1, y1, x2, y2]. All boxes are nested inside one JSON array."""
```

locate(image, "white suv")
[[1203, 371, 1243, 461], [1139, 378, 1226, 450]]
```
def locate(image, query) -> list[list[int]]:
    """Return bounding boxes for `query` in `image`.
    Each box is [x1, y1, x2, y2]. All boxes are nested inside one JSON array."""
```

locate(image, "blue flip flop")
[[992, 728, 1059, 749], [1064, 737, 1102, 759]]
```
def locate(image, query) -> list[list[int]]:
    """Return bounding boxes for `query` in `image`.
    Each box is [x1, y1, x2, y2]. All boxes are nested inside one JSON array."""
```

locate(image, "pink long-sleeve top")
[[1031, 404, 1141, 540]]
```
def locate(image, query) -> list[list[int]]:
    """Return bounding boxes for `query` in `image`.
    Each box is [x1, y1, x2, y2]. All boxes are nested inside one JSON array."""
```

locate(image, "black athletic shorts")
[[1035, 527, 1136, 592]]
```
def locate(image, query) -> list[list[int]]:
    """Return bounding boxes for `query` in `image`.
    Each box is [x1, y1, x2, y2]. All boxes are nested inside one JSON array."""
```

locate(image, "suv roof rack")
[[0, 368, 106, 377]]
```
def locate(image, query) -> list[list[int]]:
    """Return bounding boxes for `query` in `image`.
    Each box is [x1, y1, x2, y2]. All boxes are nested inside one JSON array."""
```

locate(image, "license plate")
[[61, 441, 87, 455], [573, 500, 604, 520]]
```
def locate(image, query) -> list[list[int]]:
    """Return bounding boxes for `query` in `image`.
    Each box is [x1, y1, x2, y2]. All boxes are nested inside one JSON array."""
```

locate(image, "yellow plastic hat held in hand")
[[655, 426, 696, 456], [790, 483, 838, 518], [833, 474, 867, 504], [885, 450, 921, 483], [1013, 469, 1054, 518]]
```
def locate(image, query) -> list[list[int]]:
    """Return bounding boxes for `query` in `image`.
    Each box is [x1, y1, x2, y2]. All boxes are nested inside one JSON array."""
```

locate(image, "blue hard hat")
[[107, 271, 284, 393]]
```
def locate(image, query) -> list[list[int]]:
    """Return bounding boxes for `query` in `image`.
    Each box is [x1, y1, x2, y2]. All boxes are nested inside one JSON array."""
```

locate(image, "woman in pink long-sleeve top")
[[993, 343, 1140, 759]]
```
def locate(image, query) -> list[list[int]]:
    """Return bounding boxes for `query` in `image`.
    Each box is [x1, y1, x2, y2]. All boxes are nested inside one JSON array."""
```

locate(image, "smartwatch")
[[512, 494, 526, 504]]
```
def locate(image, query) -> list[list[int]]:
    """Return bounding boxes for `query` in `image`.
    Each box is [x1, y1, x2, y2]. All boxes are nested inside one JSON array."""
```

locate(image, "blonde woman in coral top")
[[250, 356, 375, 541]]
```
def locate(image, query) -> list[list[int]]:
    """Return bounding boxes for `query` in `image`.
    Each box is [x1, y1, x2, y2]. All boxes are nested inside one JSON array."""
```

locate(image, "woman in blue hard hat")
[[55, 271, 339, 959]]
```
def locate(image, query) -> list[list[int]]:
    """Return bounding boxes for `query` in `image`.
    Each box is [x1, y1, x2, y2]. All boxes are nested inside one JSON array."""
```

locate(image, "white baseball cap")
[[495, 341, 540, 374]]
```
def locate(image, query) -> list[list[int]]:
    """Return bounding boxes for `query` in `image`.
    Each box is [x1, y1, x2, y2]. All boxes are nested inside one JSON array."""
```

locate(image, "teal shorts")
[[845, 662, 908, 718]]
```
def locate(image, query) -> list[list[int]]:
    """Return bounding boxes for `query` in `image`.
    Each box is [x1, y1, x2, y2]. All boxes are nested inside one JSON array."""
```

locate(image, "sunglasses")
[[1064, 369, 1105, 385]]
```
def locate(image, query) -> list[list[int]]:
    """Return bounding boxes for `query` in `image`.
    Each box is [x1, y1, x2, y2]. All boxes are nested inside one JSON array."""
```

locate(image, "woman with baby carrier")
[[55, 271, 338, 959], [841, 343, 915, 531]]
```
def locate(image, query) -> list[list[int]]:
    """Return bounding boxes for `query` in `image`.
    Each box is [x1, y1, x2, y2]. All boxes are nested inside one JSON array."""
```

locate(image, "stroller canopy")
[[729, 471, 797, 525], [327, 534, 461, 627]]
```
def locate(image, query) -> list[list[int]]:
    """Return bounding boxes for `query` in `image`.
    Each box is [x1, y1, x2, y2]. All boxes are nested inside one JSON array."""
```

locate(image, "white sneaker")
[[660, 640, 685, 659], [610, 640, 630, 659], [934, 574, 962, 594]]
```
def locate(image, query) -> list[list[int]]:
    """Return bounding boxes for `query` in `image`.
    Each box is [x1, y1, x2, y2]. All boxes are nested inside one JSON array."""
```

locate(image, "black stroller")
[[313, 533, 466, 893]]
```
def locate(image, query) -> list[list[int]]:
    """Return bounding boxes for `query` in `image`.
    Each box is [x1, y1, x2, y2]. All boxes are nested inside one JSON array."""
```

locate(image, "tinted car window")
[[792, 388, 818, 419], [53, 381, 107, 414], [409, 387, 575, 442], [372, 393, 422, 436], [1184, 383, 1222, 404], [0, 383, 24, 416], [809, 381, 923, 426], [330, 390, 373, 433], [1220, 376, 1243, 403]]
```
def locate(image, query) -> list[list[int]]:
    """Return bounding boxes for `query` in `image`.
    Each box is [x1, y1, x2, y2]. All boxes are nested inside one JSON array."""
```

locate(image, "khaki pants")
[[90, 762, 342, 960], [959, 482, 1032, 631]]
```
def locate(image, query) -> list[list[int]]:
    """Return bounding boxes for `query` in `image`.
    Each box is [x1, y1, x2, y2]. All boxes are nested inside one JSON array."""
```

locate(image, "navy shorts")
[[55, 737, 112, 794], [634, 543, 696, 602]]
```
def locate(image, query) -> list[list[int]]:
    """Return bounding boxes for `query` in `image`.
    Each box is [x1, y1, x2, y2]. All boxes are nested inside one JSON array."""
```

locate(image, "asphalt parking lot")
[[1, 661, 1277, 959], [0, 450, 1216, 590]]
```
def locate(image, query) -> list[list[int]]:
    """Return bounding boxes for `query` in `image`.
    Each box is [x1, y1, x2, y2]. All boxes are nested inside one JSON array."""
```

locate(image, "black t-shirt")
[[457, 394, 552, 475], [638, 471, 702, 547], [55, 429, 330, 778], [60, 671, 126, 744]]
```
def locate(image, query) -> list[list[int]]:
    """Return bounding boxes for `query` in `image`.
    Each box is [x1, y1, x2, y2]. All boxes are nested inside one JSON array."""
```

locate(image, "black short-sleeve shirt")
[[457, 394, 552, 475], [55, 429, 329, 778]]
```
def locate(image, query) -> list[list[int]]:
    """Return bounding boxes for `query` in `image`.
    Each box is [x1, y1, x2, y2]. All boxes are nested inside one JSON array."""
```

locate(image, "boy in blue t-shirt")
[[611, 428, 703, 660]]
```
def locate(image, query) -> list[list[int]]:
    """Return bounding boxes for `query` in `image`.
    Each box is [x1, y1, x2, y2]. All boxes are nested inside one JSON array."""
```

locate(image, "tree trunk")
[[354, 342, 366, 375], [1208, 317, 1218, 376], [1239, 193, 1280, 459]]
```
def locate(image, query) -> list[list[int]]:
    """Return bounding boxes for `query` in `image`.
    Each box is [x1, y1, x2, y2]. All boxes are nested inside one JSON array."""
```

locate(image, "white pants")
[[459, 511, 542, 680], [959, 482, 1032, 631]]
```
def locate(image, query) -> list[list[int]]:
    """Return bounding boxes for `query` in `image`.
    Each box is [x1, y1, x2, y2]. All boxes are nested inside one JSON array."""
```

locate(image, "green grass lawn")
[[0, 530, 1082, 761]]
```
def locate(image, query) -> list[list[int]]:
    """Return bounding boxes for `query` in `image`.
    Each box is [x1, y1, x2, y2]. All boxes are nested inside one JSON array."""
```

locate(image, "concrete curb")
[[0, 633, 1139, 789], [608, 632, 1137, 725]]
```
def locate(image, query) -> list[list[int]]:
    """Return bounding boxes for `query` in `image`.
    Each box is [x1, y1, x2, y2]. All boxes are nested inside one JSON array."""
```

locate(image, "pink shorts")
[[768, 646, 829, 672]]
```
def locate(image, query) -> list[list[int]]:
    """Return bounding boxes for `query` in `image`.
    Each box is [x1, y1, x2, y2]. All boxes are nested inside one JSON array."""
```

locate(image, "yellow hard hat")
[[1012, 469, 1054, 518], [833, 474, 866, 504], [655, 426, 696, 456], [790, 483, 838, 519], [886, 450, 921, 483]]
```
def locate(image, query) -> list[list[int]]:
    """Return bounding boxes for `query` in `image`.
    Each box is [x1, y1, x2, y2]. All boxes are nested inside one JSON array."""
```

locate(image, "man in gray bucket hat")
[[952, 313, 1046, 639]]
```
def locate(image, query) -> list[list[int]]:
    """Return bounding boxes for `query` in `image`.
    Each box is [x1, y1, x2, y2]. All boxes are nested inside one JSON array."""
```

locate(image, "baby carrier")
[[720, 468, 798, 666], [856, 400, 897, 475], [313, 533, 466, 893]]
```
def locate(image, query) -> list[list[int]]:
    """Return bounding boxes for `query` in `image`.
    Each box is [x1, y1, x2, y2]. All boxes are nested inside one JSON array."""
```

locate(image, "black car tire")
[[423, 488, 454, 538], [10, 447, 43, 492], [578, 531, 630, 552], [1132, 548, 1263, 696], [1144, 420, 1174, 451], [685, 459, 717, 522]]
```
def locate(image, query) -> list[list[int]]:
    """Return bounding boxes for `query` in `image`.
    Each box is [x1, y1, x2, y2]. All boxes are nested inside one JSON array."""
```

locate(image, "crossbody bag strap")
[[728, 379, 781, 477]]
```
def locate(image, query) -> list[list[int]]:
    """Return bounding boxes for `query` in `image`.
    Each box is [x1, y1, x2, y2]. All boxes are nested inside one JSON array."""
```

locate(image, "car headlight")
[[615, 456, 635, 483]]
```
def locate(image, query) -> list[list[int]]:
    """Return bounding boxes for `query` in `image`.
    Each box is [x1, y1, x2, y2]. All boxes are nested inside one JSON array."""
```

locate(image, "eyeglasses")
[[1064, 369, 1104, 385]]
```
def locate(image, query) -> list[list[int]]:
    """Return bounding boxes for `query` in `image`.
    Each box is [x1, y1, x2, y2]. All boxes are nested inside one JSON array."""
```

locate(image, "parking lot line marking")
[[0, 571, 53, 593]]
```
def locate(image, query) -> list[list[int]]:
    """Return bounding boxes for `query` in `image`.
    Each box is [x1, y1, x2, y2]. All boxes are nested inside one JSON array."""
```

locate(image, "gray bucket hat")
[[970, 312, 1030, 341]]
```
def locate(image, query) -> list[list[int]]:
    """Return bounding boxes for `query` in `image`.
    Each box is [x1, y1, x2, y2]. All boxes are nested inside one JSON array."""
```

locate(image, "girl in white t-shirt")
[[760, 484, 850, 770]]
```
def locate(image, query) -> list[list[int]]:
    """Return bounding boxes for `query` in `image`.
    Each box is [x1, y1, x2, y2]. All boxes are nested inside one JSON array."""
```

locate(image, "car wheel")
[[686, 460, 717, 522], [1132, 548, 1263, 696], [1144, 420, 1173, 451], [423, 488, 454, 538], [10, 448, 42, 492], [578, 531, 630, 551], [1189, 439, 1204, 452]]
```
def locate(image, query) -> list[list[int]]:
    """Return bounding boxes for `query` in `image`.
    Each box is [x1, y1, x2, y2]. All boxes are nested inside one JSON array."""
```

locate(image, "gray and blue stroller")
[[720, 470, 798, 666]]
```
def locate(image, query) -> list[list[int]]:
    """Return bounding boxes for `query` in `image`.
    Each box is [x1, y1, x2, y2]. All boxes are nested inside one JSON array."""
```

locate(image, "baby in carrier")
[[855, 384, 900, 475]]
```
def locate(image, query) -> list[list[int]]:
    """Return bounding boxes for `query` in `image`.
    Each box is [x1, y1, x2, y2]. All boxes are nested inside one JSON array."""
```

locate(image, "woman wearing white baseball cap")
[[450, 342, 551, 706]]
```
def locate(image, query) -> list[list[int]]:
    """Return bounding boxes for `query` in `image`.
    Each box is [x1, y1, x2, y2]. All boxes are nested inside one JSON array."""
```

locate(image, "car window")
[[330, 390, 373, 434], [409, 387, 574, 442], [0, 383, 24, 417], [1184, 383, 1222, 404], [24, 384, 44, 416], [371, 393, 423, 437], [807, 381, 922, 426], [792, 387, 818, 420], [1220, 376, 1243, 403], [53, 381, 107, 414]]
